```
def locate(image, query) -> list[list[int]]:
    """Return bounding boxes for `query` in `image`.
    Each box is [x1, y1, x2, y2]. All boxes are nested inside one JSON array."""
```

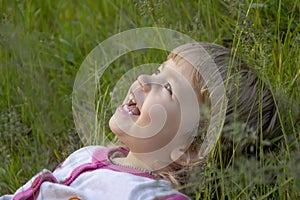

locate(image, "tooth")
[[129, 94, 133, 100], [129, 111, 133, 115], [129, 93, 136, 104], [123, 104, 129, 112]]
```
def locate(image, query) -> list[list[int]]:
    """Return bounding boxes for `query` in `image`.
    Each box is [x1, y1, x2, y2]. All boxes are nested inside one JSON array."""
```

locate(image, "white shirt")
[[0, 146, 189, 200]]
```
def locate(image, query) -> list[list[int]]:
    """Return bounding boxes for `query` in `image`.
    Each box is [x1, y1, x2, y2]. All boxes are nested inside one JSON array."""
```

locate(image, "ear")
[[170, 147, 188, 165]]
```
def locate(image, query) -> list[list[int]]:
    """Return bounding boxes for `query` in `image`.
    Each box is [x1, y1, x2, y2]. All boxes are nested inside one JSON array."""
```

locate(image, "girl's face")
[[109, 59, 200, 155]]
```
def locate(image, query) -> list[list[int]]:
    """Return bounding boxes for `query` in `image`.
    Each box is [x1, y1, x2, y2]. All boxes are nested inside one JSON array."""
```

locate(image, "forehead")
[[163, 58, 196, 86]]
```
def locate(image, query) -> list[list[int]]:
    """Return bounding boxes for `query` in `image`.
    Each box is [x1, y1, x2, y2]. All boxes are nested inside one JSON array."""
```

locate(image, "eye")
[[164, 83, 172, 95]]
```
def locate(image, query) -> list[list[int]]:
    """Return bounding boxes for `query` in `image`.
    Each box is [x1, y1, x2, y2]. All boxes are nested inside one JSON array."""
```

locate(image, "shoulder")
[[58, 146, 106, 165], [53, 146, 106, 181], [64, 145, 106, 161]]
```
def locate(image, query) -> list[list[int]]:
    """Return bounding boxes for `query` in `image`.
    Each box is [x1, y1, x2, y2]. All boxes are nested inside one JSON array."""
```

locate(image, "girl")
[[0, 43, 280, 200]]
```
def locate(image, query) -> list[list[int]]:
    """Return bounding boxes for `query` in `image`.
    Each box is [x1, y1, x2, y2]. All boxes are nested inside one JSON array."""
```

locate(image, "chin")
[[109, 114, 126, 138], [108, 115, 118, 135]]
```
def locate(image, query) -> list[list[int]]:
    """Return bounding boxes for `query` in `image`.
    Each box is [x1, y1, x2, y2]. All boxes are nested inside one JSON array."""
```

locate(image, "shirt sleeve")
[[2, 169, 58, 200]]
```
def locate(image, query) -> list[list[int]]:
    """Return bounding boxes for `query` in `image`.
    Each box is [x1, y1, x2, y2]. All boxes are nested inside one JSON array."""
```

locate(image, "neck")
[[112, 152, 153, 172], [115, 148, 177, 173]]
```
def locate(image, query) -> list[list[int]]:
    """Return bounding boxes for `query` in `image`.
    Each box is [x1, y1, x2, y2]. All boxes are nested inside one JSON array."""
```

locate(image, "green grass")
[[0, 0, 299, 198]]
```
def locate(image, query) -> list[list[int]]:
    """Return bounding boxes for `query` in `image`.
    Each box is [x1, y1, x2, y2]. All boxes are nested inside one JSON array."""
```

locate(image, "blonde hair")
[[156, 42, 281, 187]]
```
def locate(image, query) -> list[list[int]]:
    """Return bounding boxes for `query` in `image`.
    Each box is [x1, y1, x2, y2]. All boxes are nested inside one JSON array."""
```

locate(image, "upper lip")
[[129, 92, 136, 104]]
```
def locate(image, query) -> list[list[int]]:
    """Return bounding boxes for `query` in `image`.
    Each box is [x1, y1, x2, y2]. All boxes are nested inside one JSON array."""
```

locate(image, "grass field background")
[[0, 0, 299, 199]]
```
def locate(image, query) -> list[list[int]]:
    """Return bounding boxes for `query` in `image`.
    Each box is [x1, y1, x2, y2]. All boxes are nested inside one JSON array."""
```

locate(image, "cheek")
[[137, 101, 180, 129], [142, 95, 180, 116]]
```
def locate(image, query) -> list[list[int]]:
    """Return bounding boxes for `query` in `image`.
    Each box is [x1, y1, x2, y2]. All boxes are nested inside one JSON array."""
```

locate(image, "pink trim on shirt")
[[61, 146, 155, 186], [54, 160, 64, 170], [162, 193, 189, 200], [13, 172, 58, 200], [63, 161, 106, 185]]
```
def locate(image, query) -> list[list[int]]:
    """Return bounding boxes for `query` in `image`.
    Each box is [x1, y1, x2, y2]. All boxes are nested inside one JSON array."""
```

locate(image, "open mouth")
[[122, 93, 141, 115]]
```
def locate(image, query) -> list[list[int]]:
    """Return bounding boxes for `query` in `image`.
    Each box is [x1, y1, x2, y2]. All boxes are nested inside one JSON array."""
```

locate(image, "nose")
[[137, 74, 151, 92], [137, 74, 167, 92]]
